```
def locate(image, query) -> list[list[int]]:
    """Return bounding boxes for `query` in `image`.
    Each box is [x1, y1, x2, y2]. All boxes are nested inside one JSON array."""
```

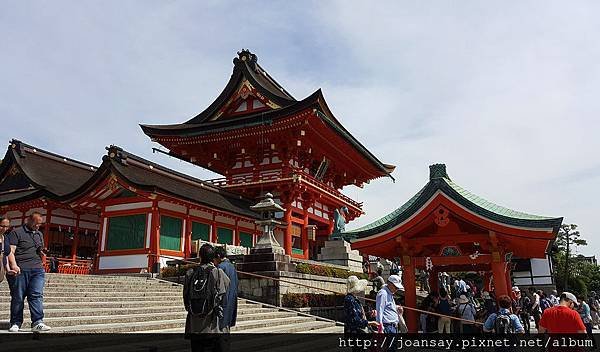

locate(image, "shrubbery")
[[160, 263, 200, 278], [282, 293, 344, 308], [295, 263, 367, 280]]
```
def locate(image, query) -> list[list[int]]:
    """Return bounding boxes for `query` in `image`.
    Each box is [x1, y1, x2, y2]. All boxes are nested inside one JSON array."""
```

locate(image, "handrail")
[[206, 169, 363, 210], [150, 253, 484, 326]]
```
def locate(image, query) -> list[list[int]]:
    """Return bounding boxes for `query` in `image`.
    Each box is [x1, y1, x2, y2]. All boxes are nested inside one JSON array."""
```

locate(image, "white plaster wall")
[[99, 254, 148, 270], [105, 202, 152, 212]]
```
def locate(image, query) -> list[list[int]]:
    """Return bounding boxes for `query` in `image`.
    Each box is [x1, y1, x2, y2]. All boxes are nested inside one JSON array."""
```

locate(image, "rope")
[[150, 253, 484, 326]]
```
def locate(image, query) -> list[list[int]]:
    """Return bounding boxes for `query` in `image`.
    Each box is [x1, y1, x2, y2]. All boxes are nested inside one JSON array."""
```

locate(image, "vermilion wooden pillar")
[[402, 259, 418, 333], [302, 210, 309, 260], [148, 202, 160, 271], [429, 270, 439, 292], [234, 219, 240, 246], [43, 207, 52, 248], [504, 265, 513, 295], [184, 215, 192, 258], [210, 219, 217, 243], [483, 272, 492, 292], [71, 213, 81, 262], [283, 207, 292, 255], [491, 261, 508, 298]]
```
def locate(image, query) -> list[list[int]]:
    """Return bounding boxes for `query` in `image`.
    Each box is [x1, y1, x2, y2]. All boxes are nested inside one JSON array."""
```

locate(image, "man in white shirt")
[[376, 275, 404, 350], [528, 287, 541, 330]]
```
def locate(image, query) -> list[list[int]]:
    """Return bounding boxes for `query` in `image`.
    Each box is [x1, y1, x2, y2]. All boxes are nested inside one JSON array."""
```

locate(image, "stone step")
[[0, 287, 182, 294], [23, 311, 188, 328], [232, 316, 310, 331], [240, 319, 336, 333], [0, 290, 180, 299], [44, 275, 153, 282], [0, 300, 185, 310], [309, 325, 345, 333], [0, 305, 185, 319], [235, 311, 297, 322], [0, 295, 182, 303], [53, 318, 187, 333]]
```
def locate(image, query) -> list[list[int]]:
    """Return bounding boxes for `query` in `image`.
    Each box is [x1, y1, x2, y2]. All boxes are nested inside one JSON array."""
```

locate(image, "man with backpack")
[[483, 295, 524, 334], [184, 244, 230, 352]]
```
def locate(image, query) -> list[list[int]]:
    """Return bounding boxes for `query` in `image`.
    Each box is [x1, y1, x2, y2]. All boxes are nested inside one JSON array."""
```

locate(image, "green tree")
[[556, 224, 587, 291]]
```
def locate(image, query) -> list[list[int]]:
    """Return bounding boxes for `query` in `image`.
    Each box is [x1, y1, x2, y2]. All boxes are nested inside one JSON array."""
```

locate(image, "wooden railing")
[[206, 170, 363, 210], [44, 257, 93, 275]]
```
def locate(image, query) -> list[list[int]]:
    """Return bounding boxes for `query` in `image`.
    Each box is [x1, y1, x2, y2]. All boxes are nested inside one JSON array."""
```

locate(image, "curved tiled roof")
[[344, 164, 562, 239], [0, 140, 96, 205], [140, 50, 395, 179], [62, 146, 259, 219]]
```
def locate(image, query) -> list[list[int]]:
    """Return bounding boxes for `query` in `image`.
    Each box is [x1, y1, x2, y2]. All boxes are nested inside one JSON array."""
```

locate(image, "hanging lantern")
[[306, 225, 317, 241], [425, 256, 433, 271]]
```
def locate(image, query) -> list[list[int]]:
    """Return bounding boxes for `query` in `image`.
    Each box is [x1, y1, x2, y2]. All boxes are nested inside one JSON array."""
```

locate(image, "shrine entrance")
[[344, 164, 562, 332]]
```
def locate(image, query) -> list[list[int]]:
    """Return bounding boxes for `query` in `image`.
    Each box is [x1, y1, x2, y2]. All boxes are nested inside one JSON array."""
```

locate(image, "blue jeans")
[[383, 323, 398, 351], [7, 268, 46, 327]]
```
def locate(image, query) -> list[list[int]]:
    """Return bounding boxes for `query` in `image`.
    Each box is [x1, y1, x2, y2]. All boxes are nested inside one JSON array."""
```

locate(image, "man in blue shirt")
[[214, 246, 237, 332], [376, 274, 404, 351], [483, 295, 524, 334]]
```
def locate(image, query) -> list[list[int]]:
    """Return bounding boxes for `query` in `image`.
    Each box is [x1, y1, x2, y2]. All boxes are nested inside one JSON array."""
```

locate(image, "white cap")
[[512, 286, 520, 292], [562, 292, 578, 305], [388, 275, 404, 290]]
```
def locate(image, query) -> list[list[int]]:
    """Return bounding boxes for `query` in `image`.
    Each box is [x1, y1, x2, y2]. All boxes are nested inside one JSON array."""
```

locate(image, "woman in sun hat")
[[456, 294, 478, 333], [344, 275, 378, 335]]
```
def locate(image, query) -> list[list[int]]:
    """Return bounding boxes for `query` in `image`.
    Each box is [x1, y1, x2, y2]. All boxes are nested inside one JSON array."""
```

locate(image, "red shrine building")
[[345, 164, 563, 332], [0, 50, 394, 272], [0, 140, 261, 273], [141, 49, 394, 260]]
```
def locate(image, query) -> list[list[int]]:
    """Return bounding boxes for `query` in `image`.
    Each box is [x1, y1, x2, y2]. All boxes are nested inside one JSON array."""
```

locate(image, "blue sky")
[[1, 1, 598, 256]]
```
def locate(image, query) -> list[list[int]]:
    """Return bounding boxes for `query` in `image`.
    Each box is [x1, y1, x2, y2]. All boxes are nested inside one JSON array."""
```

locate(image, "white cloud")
[[1, 1, 598, 255]]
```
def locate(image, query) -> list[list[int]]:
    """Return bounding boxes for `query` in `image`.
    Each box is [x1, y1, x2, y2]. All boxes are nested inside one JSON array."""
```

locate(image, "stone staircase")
[[0, 273, 343, 334]]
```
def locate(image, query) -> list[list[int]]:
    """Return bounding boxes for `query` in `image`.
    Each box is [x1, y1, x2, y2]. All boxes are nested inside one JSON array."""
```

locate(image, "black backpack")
[[187, 264, 220, 317], [494, 313, 515, 334]]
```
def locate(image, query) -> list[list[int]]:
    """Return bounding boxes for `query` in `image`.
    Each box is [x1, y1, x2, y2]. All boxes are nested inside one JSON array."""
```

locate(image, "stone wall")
[[293, 306, 345, 322], [238, 271, 351, 306]]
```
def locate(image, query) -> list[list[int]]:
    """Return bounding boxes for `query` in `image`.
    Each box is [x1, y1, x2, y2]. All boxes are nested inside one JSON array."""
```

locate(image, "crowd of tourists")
[[344, 269, 597, 350]]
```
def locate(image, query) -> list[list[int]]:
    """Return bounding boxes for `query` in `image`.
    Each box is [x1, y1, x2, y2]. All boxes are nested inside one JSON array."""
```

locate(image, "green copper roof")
[[343, 164, 563, 240]]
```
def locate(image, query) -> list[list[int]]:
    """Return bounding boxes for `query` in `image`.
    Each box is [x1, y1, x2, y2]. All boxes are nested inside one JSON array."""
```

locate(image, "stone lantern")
[[250, 192, 285, 254]]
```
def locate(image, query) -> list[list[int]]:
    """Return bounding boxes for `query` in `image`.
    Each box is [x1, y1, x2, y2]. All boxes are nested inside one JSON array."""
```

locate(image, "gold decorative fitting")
[[433, 206, 450, 227]]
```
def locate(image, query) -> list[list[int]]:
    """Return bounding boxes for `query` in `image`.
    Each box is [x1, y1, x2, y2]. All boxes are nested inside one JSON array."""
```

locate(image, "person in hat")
[[456, 294, 478, 333], [344, 275, 378, 336], [481, 291, 497, 320], [511, 286, 531, 334], [375, 274, 404, 341], [538, 292, 586, 334], [549, 289, 560, 307]]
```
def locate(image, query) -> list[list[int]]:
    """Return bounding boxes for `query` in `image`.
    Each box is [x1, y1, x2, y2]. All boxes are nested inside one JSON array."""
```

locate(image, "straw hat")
[[346, 275, 368, 294], [458, 294, 470, 304]]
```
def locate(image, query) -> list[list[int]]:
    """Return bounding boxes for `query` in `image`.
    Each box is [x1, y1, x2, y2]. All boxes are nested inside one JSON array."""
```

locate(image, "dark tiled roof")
[[0, 140, 96, 205], [139, 50, 395, 179], [344, 164, 563, 240], [65, 146, 258, 219]]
